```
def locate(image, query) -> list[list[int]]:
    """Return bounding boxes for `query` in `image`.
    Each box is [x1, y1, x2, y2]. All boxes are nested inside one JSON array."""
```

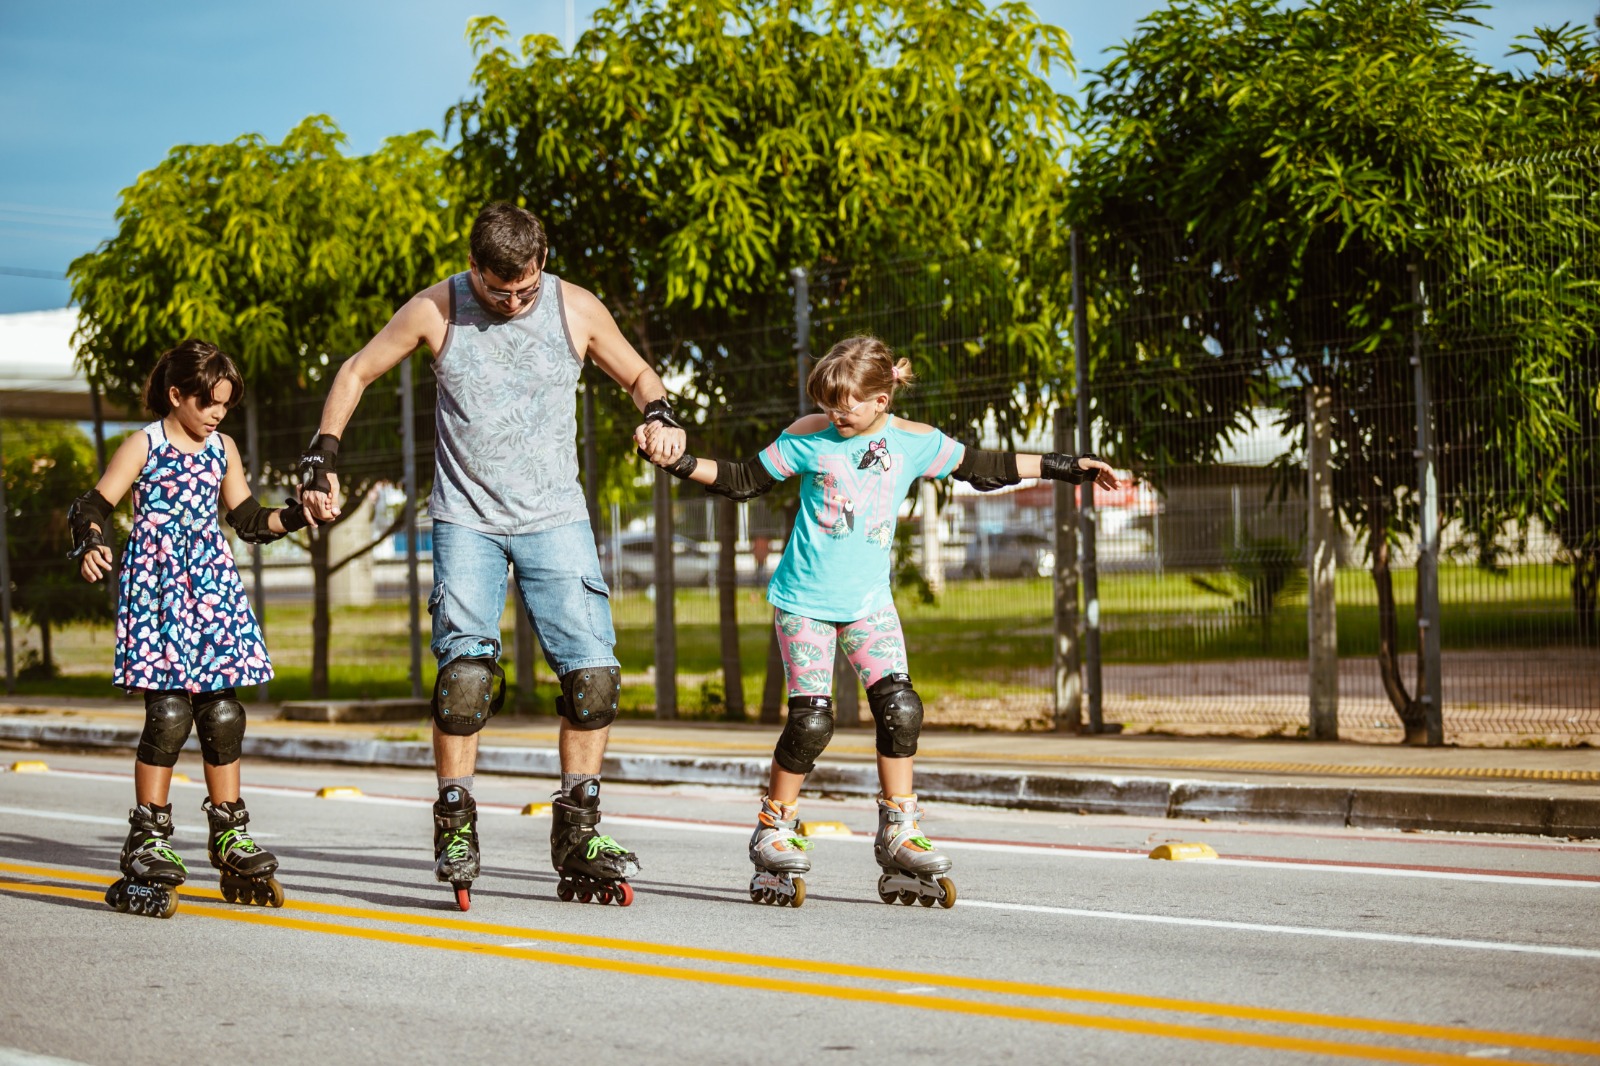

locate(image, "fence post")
[[1071, 230, 1104, 733], [399, 360, 424, 703], [1306, 381, 1339, 739], [653, 467, 678, 719], [0, 415, 13, 695], [1410, 265, 1444, 745], [1053, 403, 1083, 731], [246, 394, 269, 704]]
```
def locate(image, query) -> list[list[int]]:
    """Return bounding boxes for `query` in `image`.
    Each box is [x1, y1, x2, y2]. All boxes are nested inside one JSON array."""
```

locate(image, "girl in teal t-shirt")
[[641, 335, 1119, 908]]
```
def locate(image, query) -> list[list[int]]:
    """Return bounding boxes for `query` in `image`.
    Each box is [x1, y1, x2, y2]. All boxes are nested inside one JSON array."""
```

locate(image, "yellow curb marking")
[[315, 787, 363, 799], [8, 761, 49, 773], [798, 821, 852, 837], [1149, 843, 1219, 861], [520, 803, 551, 817], [1, 859, 1595, 1060]]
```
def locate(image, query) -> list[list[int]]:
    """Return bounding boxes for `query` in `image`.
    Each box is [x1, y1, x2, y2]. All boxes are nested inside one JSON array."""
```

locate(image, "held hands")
[[78, 541, 114, 583], [297, 433, 342, 523]]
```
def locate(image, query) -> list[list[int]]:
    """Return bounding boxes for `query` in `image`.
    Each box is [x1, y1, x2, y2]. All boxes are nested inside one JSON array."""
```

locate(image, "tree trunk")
[[310, 526, 332, 699], [1370, 523, 1427, 744], [716, 496, 745, 721], [1573, 549, 1598, 644], [39, 619, 53, 676]]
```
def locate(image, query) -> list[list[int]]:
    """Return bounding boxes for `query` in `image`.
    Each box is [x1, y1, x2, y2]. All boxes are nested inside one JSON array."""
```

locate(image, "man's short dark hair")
[[470, 202, 548, 280]]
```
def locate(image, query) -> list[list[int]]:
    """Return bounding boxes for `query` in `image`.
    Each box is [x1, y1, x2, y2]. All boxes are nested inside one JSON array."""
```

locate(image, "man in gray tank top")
[[297, 202, 686, 909]]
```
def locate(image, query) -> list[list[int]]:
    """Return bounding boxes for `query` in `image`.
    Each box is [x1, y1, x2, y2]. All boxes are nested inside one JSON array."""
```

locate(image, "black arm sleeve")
[[226, 496, 297, 544], [951, 446, 1022, 492], [67, 488, 114, 560], [707, 456, 778, 502]]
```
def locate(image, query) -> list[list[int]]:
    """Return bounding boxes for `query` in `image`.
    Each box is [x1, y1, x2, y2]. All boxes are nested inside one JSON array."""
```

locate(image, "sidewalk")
[[2, 697, 1595, 838]]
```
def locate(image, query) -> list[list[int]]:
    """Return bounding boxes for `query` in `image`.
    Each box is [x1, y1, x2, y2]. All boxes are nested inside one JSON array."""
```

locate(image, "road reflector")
[[1149, 842, 1218, 861], [521, 803, 551, 816], [799, 821, 851, 837], [317, 786, 364, 799], [170, 773, 191, 783], [8, 760, 48, 773]]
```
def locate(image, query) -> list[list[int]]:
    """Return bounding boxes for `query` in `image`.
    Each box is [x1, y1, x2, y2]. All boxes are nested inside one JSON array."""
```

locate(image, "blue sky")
[[1, 0, 1593, 313]]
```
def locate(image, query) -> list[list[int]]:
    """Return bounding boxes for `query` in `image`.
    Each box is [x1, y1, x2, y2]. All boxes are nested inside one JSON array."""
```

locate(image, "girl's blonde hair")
[[806, 335, 915, 412]]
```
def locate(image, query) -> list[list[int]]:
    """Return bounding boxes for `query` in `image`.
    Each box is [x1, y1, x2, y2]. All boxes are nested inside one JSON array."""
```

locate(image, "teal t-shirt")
[[759, 415, 964, 622]]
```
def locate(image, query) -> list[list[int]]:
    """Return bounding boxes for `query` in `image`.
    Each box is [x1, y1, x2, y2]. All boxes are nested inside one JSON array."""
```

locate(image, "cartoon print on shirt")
[[817, 494, 855, 537], [857, 439, 892, 474], [865, 521, 892, 549]]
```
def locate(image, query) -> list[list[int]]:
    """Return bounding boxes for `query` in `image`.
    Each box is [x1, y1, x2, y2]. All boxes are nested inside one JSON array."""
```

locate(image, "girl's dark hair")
[[142, 339, 245, 416], [806, 335, 915, 412]]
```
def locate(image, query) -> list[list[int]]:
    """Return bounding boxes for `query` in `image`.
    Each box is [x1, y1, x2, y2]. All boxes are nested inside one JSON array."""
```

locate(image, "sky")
[[1, 0, 1594, 314]]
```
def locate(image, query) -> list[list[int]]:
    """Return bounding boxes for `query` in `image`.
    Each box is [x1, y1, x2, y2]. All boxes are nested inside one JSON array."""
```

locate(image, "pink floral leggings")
[[774, 606, 910, 697]]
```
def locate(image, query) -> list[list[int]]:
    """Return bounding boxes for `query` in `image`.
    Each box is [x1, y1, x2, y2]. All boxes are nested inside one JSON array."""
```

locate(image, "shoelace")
[[584, 835, 629, 861], [143, 838, 187, 872], [443, 827, 474, 861], [216, 829, 260, 856]]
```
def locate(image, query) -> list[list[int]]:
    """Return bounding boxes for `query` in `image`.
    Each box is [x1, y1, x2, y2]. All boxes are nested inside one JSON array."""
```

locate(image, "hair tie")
[[891, 366, 903, 382]]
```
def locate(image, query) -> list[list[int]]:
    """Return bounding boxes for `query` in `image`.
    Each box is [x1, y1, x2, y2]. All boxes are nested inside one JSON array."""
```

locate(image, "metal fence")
[[4, 152, 1596, 742]]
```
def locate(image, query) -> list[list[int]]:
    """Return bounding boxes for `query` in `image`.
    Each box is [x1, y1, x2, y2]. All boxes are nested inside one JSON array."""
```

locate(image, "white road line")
[[955, 899, 1600, 959], [0, 804, 278, 837], [9, 774, 1595, 889], [0, 1048, 94, 1066]]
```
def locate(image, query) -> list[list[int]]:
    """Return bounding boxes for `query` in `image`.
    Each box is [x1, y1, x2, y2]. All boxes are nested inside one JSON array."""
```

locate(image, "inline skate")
[[873, 794, 956, 909], [550, 778, 638, 906], [204, 798, 283, 908], [748, 796, 811, 907], [105, 803, 185, 919], [433, 784, 480, 911]]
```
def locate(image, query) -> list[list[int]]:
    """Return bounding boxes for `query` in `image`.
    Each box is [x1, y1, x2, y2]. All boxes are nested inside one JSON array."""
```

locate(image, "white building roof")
[[0, 307, 132, 420]]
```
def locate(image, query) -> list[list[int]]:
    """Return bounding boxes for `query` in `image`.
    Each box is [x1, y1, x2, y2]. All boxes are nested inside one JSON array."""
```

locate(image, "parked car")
[[599, 533, 716, 589], [962, 529, 1055, 579]]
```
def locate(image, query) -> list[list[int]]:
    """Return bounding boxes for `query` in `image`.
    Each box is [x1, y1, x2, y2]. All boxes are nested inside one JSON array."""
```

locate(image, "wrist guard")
[[279, 497, 310, 534], [227, 496, 299, 545], [708, 456, 778, 502], [67, 488, 114, 560], [662, 451, 698, 479], [297, 433, 340, 494], [952, 446, 1021, 492], [1040, 452, 1099, 486], [642, 397, 684, 431]]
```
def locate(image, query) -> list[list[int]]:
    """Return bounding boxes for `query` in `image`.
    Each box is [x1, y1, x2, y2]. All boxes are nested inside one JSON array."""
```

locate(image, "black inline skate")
[[433, 784, 480, 911], [550, 778, 638, 906], [204, 798, 283, 907], [106, 803, 185, 919]]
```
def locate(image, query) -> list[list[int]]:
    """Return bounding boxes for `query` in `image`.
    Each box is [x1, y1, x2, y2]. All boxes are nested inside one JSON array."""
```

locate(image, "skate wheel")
[[578, 890, 593, 904], [937, 876, 957, 909], [790, 877, 805, 909], [106, 880, 126, 912], [264, 878, 285, 908], [557, 882, 575, 903], [749, 886, 764, 904], [158, 889, 179, 919], [614, 882, 634, 907], [595, 886, 613, 905], [455, 885, 472, 912], [221, 883, 239, 904], [897, 889, 917, 905]]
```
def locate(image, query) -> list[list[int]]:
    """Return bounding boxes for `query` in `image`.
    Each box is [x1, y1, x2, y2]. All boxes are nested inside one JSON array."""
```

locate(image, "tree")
[[68, 118, 457, 696], [1069, 0, 1596, 741], [1, 422, 114, 676], [449, 0, 1082, 714]]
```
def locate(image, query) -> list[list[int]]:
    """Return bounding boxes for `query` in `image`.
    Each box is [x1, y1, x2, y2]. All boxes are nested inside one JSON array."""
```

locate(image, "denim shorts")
[[429, 518, 619, 677]]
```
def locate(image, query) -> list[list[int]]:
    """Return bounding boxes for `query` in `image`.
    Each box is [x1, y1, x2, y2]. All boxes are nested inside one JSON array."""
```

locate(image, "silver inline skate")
[[748, 796, 812, 907], [873, 794, 956, 909]]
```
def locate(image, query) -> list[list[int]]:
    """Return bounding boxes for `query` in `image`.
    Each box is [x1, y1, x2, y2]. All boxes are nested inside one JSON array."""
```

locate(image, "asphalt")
[[2, 696, 1596, 839]]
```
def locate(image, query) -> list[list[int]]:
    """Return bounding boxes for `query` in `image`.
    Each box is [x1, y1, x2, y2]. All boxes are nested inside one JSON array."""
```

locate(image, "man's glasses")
[[475, 268, 541, 304]]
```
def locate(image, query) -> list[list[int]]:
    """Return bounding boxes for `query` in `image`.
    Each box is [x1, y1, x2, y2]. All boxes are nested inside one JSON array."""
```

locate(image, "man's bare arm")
[[565, 281, 685, 464]]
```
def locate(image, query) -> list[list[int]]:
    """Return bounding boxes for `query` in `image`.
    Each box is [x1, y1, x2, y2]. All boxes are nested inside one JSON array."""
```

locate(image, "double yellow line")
[[1, 860, 1592, 1064]]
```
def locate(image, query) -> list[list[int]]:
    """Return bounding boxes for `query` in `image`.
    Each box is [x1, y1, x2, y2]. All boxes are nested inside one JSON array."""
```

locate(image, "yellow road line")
[[2, 860, 1593, 1059], [0, 877, 1557, 1066]]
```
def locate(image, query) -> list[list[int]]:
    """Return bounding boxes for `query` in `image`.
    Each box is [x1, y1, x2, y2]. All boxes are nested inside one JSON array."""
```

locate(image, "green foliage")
[[1189, 534, 1307, 650], [1, 421, 114, 667], [449, 0, 1081, 457], [67, 117, 457, 499]]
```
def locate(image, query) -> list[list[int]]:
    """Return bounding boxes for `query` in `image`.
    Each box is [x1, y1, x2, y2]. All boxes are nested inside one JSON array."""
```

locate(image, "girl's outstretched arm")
[[953, 445, 1121, 492], [69, 431, 149, 582], [219, 434, 310, 543]]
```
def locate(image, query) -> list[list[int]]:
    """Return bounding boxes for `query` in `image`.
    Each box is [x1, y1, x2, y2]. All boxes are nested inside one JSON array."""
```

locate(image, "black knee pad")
[[137, 691, 194, 768], [193, 688, 246, 766], [433, 657, 506, 736], [774, 695, 835, 775], [867, 673, 923, 758], [557, 666, 621, 730]]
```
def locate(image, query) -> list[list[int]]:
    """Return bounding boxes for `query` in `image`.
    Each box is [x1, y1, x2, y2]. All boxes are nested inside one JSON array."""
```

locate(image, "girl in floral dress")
[[69, 339, 308, 916], [639, 335, 1119, 908]]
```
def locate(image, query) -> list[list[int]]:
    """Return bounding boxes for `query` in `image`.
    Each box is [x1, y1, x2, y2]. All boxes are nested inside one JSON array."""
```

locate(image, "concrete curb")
[[3, 720, 1595, 838]]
